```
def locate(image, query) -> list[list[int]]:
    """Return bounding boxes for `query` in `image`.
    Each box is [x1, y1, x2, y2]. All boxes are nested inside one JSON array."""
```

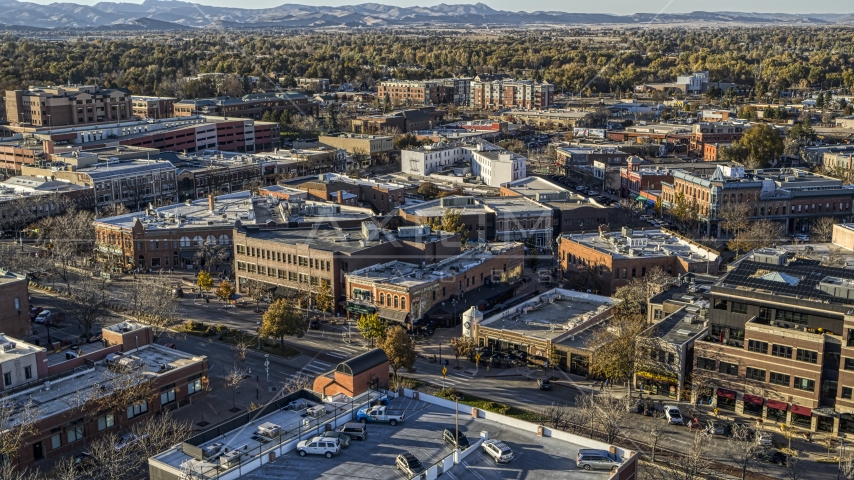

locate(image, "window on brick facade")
[[769, 372, 790, 386], [747, 340, 768, 354], [794, 377, 815, 392], [771, 344, 792, 359], [796, 349, 818, 364], [746, 367, 765, 381]]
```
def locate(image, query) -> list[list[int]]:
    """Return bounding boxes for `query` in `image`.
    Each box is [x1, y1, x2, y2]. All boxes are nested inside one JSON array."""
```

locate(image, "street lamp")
[[256, 321, 261, 349]]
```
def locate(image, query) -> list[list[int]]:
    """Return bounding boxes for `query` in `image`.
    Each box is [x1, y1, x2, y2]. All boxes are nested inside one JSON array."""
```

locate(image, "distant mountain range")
[[0, 1, 852, 30]]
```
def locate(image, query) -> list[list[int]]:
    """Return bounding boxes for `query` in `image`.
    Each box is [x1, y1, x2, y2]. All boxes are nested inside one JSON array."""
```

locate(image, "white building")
[[401, 140, 526, 188]]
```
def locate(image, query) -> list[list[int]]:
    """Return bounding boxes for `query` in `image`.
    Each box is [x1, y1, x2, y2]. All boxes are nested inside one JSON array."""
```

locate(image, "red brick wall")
[[0, 279, 30, 337]]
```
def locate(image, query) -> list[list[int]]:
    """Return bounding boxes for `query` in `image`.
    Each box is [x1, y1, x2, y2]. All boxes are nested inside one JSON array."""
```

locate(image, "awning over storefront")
[[743, 394, 763, 406], [765, 399, 788, 411], [790, 405, 812, 417], [636, 195, 647, 202], [716, 388, 736, 400], [377, 307, 409, 324], [346, 302, 377, 316], [645, 200, 656, 207]]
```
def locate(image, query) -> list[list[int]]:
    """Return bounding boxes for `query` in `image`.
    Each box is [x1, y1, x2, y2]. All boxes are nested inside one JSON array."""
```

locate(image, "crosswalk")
[[438, 372, 474, 387], [325, 343, 366, 360], [300, 359, 333, 375]]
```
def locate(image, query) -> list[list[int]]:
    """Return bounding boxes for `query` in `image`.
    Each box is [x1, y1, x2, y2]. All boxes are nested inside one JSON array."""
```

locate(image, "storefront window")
[[791, 413, 811, 428], [767, 406, 786, 422]]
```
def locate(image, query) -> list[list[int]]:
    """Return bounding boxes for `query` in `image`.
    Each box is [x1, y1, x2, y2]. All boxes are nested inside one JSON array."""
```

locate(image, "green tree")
[[326, 106, 339, 132], [417, 181, 440, 199], [259, 299, 307, 349], [377, 325, 416, 379], [670, 192, 699, 230], [214, 279, 235, 302], [726, 123, 784, 169], [197, 270, 213, 295], [356, 313, 386, 347], [314, 280, 333, 318], [450, 336, 474, 368], [428, 208, 469, 246]]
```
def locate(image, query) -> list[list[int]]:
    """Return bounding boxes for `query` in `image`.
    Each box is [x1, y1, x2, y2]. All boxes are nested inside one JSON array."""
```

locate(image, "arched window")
[[401, 298, 406, 310], [193, 236, 203, 246], [393, 296, 399, 308], [219, 234, 229, 245], [379, 292, 384, 304], [180, 236, 190, 247], [205, 235, 216, 245]]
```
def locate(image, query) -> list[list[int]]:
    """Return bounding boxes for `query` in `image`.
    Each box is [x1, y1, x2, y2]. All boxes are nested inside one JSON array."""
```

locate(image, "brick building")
[[6, 85, 132, 128], [688, 122, 747, 156], [293, 173, 405, 214], [344, 242, 524, 328], [660, 166, 854, 237], [174, 92, 318, 119], [470, 76, 554, 110], [377, 80, 452, 106], [131, 96, 177, 119], [93, 192, 280, 271], [2, 323, 207, 469], [318, 134, 394, 161], [0, 271, 30, 338], [559, 227, 720, 296], [694, 248, 854, 434], [232, 223, 461, 313], [312, 349, 389, 398]]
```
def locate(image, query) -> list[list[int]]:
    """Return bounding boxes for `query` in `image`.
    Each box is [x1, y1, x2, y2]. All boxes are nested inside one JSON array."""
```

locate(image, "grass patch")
[[177, 320, 300, 359], [433, 387, 543, 422]]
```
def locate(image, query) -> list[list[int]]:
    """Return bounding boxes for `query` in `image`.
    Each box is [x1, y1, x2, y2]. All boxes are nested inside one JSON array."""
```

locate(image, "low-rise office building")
[[345, 242, 524, 328], [694, 248, 854, 433], [232, 222, 462, 313], [131, 96, 177, 119], [292, 173, 406, 214], [318, 134, 394, 162], [6, 85, 132, 128], [401, 140, 526, 188]]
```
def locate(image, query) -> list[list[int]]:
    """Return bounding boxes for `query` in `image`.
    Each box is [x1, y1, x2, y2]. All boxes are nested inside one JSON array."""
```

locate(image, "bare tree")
[[784, 455, 807, 480], [727, 423, 763, 480], [812, 217, 837, 242], [193, 242, 231, 273], [131, 413, 193, 462], [242, 278, 273, 313], [225, 365, 247, 410], [127, 279, 181, 342], [541, 403, 573, 431], [577, 390, 630, 444], [824, 246, 847, 268], [36, 206, 95, 292], [0, 396, 40, 477], [643, 411, 669, 463], [718, 202, 750, 239], [64, 273, 111, 337], [88, 431, 133, 480]]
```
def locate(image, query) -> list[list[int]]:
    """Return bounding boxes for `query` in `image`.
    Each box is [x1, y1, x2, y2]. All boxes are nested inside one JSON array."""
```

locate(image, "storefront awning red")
[[790, 405, 812, 417], [743, 394, 763, 406], [716, 388, 736, 399], [765, 399, 788, 411]]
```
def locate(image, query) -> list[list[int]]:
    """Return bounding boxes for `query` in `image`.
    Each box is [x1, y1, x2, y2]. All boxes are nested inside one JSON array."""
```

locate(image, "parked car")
[[587, 190, 599, 196], [482, 439, 514, 463], [356, 406, 404, 425], [705, 421, 727, 436], [334, 432, 351, 448], [395, 452, 425, 476], [29, 307, 43, 320], [664, 406, 683, 425], [337, 422, 368, 441], [296, 436, 340, 458], [756, 449, 788, 466], [796, 234, 809, 242], [308, 319, 319, 330], [34, 310, 52, 324], [576, 448, 623, 471], [442, 428, 470, 448], [756, 432, 773, 446], [171, 287, 184, 298], [536, 377, 552, 390]]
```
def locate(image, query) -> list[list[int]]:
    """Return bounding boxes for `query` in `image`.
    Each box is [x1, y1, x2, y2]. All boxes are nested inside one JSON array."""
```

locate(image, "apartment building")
[[2, 323, 207, 469], [232, 222, 462, 313], [345, 242, 524, 328], [131, 96, 177, 119], [660, 166, 854, 237], [173, 92, 318, 119], [559, 227, 720, 296], [6, 85, 132, 128], [694, 248, 854, 434], [470, 77, 554, 110], [377, 80, 453, 106]]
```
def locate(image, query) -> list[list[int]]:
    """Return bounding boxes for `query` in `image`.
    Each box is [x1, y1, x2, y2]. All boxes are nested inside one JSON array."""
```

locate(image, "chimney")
[[208, 194, 215, 212], [337, 190, 345, 204]]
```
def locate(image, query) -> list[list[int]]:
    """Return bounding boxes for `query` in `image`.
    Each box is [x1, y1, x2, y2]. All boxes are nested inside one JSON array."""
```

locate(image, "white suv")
[[296, 436, 340, 458], [482, 439, 514, 463]]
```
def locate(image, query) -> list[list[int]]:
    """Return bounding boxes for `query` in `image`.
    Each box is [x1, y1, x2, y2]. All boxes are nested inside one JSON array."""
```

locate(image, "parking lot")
[[242, 397, 612, 480]]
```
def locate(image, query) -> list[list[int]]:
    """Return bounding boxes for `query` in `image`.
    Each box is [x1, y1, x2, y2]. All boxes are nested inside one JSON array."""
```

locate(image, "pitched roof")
[[335, 349, 388, 376]]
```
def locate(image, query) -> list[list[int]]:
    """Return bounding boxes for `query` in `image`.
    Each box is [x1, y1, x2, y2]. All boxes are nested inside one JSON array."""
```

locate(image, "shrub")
[[185, 320, 203, 331]]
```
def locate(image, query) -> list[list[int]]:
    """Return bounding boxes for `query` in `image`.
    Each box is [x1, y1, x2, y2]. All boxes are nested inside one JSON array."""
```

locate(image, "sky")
[[15, 0, 854, 13]]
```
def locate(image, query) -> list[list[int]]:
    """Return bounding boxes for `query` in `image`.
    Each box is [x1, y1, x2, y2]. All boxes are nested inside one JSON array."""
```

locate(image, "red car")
[[29, 307, 43, 320]]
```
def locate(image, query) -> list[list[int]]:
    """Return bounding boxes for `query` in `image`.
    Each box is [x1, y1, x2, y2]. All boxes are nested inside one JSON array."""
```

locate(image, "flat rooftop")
[[485, 196, 551, 214], [238, 395, 615, 480], [647, 307, 708, 345], [480, 288, 615, 342], [0, 334, 43, 362], [399, 196, 491, 218], [241, 225, 452, 255], [3, 344, 204, 428], [563, 228, 718, 262], [94, 190, 287, 230], [0, 270, 27, 286]]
